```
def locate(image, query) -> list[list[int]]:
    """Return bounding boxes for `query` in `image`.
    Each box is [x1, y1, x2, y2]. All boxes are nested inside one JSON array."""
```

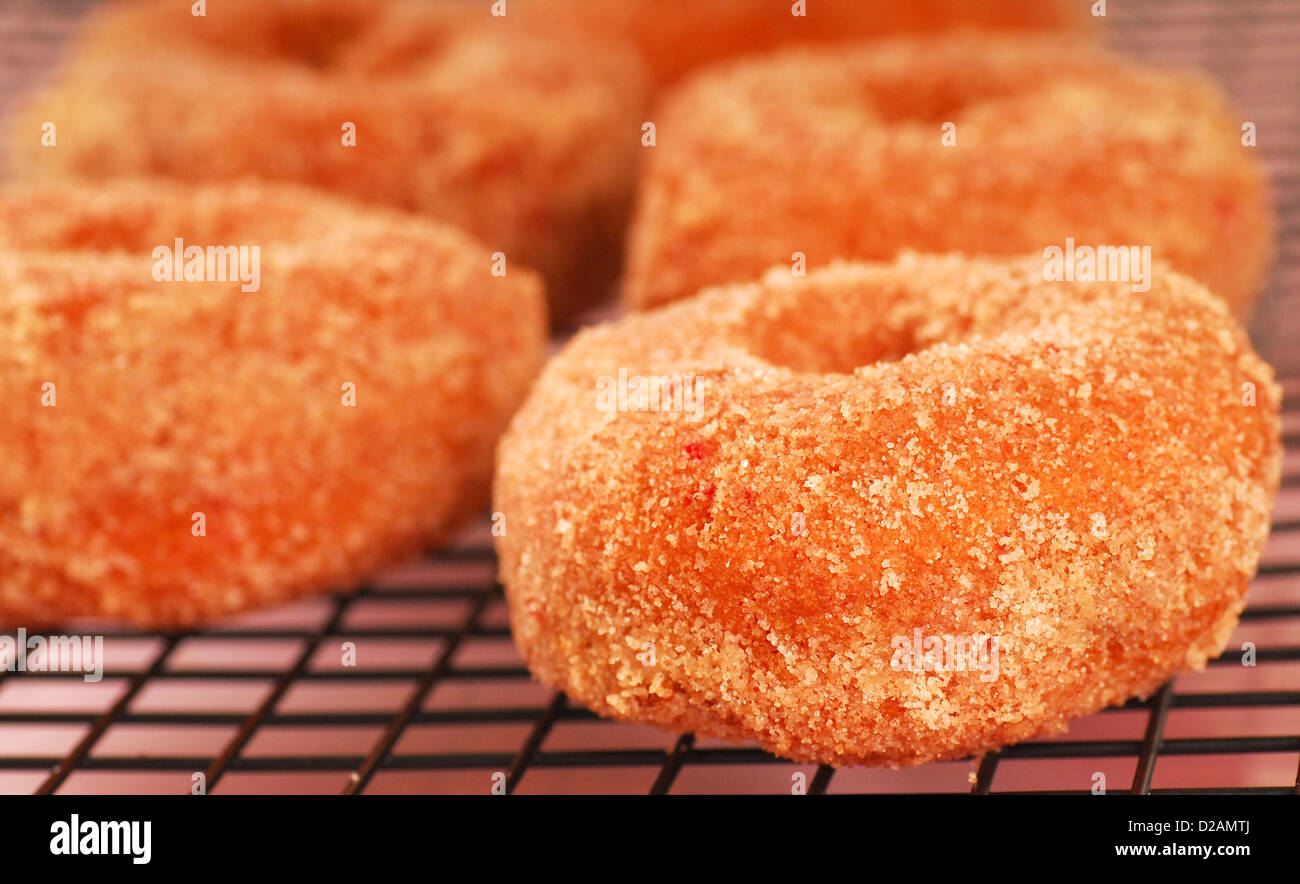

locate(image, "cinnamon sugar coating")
[[10, 0, 644, 322], [0, 180, 545, 627], [529, 0, 1090, 91], [496, 254, 1280, 766], [625, 34, 1273, 318]]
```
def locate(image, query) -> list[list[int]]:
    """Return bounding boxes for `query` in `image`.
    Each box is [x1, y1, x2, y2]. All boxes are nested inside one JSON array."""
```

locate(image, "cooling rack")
[[0, 0, 1296, 795]]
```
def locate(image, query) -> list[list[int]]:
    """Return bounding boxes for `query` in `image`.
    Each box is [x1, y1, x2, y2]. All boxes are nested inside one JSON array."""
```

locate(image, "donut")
[[495, 253, 1281, 767], [529, 0, 1091, 90], [624, 33, 1274, 318], [0, 179, 546, 627], [9, 0, 645, 323]]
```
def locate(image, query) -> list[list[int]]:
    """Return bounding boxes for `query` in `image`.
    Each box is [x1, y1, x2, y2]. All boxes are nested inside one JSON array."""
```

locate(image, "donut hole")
[[733, 272, 939, 374], [232, 18, 373, 70], [180, 3, 379, 70], [189, 3, 477, 77], [855, 80, 978, 126], [798, 39, 1094, 127], [103, 0, 391, 72]]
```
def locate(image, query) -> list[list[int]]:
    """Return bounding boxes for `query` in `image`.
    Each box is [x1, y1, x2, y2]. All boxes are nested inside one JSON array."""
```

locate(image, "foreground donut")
[[496, 253, 1280, 766], [11, 0, 643, 323], [625, 34, 1273, 317], [0, 180, 545, 627], [530, 0, 1089, 90]]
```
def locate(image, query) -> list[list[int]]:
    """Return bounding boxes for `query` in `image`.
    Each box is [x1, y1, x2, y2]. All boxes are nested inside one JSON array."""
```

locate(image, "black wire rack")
[[2, 451, 1299, 797], [0, 0, 1298, 795]]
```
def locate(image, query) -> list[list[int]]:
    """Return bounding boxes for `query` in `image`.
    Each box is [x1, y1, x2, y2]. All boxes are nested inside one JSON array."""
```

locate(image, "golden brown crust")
[[9, 0, 645, 323], [0, 179, 546, 627], [530, 0, 1091, 90], [624, 33, 1274, 319], [495, 253, 1281, 766]]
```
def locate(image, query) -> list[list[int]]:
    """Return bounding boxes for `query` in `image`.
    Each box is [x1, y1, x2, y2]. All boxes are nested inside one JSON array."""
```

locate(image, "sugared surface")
[[497, 254, 1281, 766], [529, 0, 1090, 90], [625, 33, 1273, 319], [0, 179, 546, 627], [9, 0, 644, 322]]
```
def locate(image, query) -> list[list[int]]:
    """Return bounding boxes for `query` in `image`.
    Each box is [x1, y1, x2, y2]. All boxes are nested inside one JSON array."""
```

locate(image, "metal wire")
[[1, 448, 1296, 795]]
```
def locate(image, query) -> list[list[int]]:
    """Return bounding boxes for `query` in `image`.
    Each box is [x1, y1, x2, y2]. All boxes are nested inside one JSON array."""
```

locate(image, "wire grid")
[[0, 0, 1298, 795]]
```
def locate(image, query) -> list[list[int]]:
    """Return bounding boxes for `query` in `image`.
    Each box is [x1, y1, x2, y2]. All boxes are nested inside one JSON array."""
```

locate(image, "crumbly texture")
[[624, 33, 1274, 318], [9, 0, 645, 323], [530, 0, 1089, 90], [0, 179, 546, 627], [496, 253, 1281, 767]]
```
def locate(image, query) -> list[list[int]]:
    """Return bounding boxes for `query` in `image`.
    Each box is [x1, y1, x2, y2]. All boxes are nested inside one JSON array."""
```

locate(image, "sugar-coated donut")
[[0, 179, 545, 627], [625, 34, 1273, 318], [495, 253, 1281, 767], [530, 0, 1090, 90], [10, 0, 644, 323]]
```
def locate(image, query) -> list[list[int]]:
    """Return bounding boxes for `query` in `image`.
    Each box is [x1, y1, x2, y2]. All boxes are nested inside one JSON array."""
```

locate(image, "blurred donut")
[[530, 0, 1091, 90], [496, 253, 1281, 766], [10, 0, 644, 323], [624, 34, 1273, 317], [0, 179, 546, 627]]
